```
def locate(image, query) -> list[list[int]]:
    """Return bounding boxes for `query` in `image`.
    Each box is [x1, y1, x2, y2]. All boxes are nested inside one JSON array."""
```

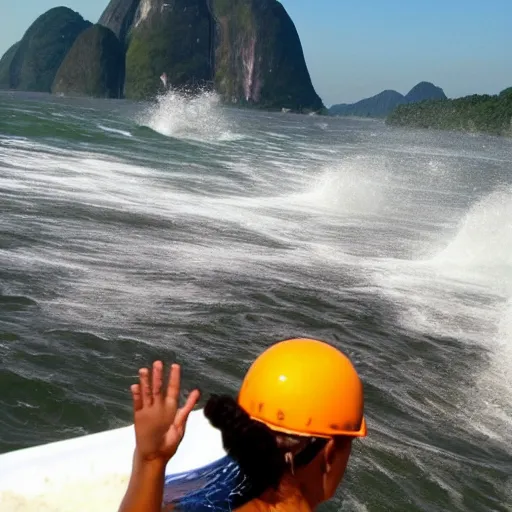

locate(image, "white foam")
[[431, 188, 512, 275], [288, 156, 390, 216], [374, 188, 512, 443], [473, 298, 512, 441], [97, 125, 133, 138], [136, 88, 243, 143]]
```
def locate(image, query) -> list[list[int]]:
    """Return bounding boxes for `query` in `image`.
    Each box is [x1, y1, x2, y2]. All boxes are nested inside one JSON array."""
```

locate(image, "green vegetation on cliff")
[[212, 0, 254, 103], [125, 0, 213, 100], [119, 0, 323, 110], [0, 41, 20, 88], [387, 88, 512, 136], [52, 25, 124, 98], [7, 7, 91, 92], [212, 0, 324, 112]]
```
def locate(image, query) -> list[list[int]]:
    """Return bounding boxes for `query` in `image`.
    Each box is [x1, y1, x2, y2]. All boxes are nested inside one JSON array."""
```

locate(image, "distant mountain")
[[329, 90, 406, 118], [405, 81, 446, 103], [329, 82, 447, 118]]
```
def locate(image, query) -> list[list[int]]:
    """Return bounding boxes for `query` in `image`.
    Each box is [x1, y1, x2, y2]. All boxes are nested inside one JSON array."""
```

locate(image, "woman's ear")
[[323, 438, 337, 474]]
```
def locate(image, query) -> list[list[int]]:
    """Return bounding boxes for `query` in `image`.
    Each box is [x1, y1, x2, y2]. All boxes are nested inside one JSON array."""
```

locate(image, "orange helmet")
[[237, 338, 366, 438]]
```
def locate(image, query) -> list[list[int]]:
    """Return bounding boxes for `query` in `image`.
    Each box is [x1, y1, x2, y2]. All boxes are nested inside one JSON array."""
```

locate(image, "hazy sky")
[[2, 0, 511, 105]]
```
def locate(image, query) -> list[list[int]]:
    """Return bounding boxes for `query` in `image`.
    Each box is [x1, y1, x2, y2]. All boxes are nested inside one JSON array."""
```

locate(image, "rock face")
[[211, 0, 324, 112], [6, 7, 91, 92], [114, 0, 323, 111], [0, 41, 20, 88], [52, 25, 124, 98], [329, 82, 447, 118], [405, 81, 447, 103], [124, 0, 214, 100], [98, 0, 141, 46]]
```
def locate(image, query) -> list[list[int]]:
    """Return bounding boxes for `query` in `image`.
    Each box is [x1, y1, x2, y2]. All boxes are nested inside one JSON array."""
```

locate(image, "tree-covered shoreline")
[[386, 88, 512, 137]]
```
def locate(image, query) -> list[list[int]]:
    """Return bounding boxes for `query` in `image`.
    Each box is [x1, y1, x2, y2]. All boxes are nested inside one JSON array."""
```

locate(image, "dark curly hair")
[[204, 395, 327, 499]]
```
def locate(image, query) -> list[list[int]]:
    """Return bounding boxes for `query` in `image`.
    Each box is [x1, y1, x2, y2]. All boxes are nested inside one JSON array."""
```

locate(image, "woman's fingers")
[[174, 389, 201, 429], [166, 364, 181, 404], [131, 384, 143, 412], [152, 360, 164, 399], [139, 367, 153, 407], [134, 361, 197, 414]]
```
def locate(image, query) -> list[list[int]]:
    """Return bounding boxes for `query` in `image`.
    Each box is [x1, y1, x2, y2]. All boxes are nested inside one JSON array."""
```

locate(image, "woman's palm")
[[131, 361, 200, 462]]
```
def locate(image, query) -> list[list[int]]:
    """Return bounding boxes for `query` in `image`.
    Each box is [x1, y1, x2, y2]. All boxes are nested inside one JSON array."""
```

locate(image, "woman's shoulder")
[[235, 478, 312, 512], [235, 497, 311, 512]]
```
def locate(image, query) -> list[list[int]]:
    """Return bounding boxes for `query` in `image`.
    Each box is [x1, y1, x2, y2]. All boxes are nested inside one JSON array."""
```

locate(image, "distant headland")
[[386, 88, 512, 137], [329, 81, 512, 137]]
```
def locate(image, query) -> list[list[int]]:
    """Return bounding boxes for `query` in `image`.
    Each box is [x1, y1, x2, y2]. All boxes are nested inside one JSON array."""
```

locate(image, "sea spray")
[[135, 87, 242, 142]]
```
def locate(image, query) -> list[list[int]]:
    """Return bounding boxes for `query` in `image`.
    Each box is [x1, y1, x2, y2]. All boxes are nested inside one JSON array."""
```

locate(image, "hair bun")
[[204, 395, 243, 433], [204, 394, 285, 492]]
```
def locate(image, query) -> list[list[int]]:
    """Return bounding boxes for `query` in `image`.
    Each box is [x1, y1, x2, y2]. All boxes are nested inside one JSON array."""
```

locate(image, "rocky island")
[[0, 0, 324, 112]]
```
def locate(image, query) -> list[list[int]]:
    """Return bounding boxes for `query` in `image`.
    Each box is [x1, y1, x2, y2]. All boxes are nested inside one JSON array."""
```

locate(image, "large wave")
[[431, 189, 512, 442], [373, 187, 512, 444]]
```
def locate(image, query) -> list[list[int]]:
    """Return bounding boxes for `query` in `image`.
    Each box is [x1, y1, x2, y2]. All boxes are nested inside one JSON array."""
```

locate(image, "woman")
[[119, 338, 366, 511]]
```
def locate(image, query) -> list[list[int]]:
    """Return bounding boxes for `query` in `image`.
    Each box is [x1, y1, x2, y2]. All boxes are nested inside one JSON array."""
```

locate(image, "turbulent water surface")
[[0, 90, 511, 512]]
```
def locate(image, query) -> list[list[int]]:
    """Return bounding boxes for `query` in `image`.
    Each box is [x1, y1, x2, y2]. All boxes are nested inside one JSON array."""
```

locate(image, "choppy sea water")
[[0, 90, 511, 511]]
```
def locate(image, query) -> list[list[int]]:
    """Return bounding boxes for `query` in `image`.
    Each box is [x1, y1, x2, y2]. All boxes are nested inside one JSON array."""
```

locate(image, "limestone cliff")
[[105, 0, 323, 111], [52, 25, 124, 98], [211, 0, 323, 112]]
